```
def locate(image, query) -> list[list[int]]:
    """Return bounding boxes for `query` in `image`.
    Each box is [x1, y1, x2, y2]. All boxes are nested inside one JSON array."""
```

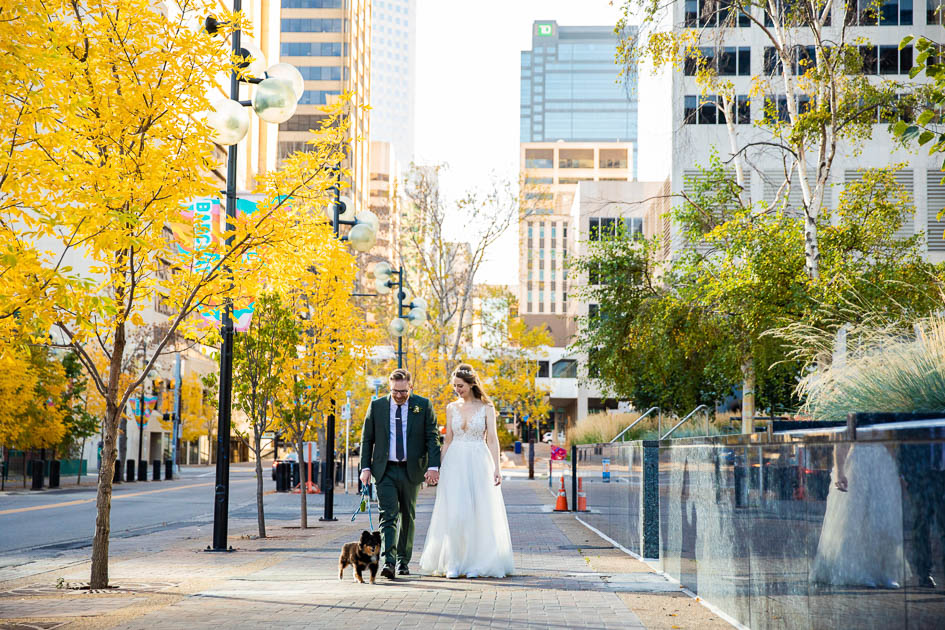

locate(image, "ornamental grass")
[[799, 317, 945, 422]]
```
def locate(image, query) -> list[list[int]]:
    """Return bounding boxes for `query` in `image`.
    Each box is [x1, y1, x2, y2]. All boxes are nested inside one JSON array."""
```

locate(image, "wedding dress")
[[810, 443, 904, 588], [419, 403, 514, 578]]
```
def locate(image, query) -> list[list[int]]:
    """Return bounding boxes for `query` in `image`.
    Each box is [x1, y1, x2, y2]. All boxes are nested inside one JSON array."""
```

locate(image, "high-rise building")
[[667, 2, 943, 262], [368, 140, 401, 268], [277, 0, 372, 216], [370, 0, 416, 165], [518, 21, 640, 341], [520, 21, 638, 173]]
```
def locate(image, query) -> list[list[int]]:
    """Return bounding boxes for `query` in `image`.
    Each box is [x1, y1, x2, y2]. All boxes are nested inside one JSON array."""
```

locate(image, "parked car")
[[271, 452, 299, 480], [542, 432, 565, 444]]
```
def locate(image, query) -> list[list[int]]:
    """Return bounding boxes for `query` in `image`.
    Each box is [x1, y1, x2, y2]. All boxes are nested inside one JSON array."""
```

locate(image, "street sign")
[[341, 404, 351, 421], [262, 432, 275, 439]]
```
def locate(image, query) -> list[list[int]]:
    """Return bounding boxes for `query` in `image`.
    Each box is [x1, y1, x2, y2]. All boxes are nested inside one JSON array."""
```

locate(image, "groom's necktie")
[[395, 404, 405, 461]]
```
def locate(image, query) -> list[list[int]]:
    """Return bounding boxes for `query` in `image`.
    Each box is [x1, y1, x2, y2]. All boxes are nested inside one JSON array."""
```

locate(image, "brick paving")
[[0, 480, 713, 629]]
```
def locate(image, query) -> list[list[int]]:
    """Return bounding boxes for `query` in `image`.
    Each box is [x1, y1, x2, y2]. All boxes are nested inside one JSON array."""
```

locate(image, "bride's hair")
[[452, 363, 493, 405]]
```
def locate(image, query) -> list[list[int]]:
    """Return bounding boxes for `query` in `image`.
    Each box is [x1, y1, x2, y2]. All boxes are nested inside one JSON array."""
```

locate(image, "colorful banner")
[[169, 197, 261, 332]]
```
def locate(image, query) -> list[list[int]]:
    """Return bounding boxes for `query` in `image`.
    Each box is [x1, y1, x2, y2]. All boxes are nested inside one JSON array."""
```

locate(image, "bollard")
[[49, 460, 61, 489], [165, 459, 173, 481], [152, 460, 161, 481], [571, 444, 578, 511], [138, 460, 148, 482], [31, 460, 44, 490], [275, 462, 287, 492], [113, 460, 122, 484], [290, 461, 300, 489], [126, 459, 137, 482]]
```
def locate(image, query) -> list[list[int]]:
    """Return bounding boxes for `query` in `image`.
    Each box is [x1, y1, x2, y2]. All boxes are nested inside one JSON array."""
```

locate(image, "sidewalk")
[[0, 480, 732, 629]]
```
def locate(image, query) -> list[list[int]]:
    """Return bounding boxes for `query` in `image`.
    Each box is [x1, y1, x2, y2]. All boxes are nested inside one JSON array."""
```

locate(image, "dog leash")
[[350, 485, 374, 530]]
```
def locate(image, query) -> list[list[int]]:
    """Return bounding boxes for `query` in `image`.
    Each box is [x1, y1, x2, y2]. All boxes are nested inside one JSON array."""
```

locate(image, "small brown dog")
[[338, 530, 382, 584]]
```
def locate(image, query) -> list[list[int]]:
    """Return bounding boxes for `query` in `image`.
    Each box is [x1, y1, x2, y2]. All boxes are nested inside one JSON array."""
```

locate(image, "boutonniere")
[[412, 404, 421, 414]]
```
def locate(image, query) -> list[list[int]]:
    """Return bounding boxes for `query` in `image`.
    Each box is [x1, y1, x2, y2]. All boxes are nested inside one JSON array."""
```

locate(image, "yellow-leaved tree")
[[275, 234, 372, 529], [1, 0, 352, 587]]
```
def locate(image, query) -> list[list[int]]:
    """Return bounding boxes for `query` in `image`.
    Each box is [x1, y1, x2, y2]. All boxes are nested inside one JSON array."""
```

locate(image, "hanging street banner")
[[169, 196, 263, 332]]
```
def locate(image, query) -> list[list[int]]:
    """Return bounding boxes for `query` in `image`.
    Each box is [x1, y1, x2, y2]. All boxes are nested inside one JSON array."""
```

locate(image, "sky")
[[412, 0, 628, 287]]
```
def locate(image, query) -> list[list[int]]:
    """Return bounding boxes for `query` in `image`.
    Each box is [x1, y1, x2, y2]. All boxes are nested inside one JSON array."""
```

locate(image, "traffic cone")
[[554, 476, 569, 511], [577, 477, 588, 512]]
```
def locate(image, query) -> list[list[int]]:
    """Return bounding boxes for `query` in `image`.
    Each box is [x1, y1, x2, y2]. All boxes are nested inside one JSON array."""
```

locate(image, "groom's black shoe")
[[398, 564, 410, 576], [381, 563, 396, 580]]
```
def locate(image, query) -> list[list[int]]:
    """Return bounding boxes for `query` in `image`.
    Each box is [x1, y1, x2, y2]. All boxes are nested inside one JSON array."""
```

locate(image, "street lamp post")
[[203, 6, 304, 552], [371, 263, 426, 369], [322, 178, 378, 522]]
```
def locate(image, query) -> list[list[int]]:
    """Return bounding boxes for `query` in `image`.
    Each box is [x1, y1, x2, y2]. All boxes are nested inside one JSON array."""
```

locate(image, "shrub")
[[800, 317, 945, 422]]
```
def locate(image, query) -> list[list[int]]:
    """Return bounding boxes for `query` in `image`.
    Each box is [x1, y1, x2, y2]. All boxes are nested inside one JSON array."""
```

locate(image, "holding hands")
[[425, 469, 440, 485]]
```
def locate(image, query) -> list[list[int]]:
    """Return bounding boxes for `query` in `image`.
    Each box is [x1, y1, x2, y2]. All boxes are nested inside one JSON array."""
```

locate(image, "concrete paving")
[[0, 479, 728, 629]]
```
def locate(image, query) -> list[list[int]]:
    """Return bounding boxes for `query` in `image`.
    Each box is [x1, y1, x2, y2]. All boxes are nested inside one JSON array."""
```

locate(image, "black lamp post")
[[372, 265, 426, 369], [321, 176, 378, 521], [204, 5, 304, 552]]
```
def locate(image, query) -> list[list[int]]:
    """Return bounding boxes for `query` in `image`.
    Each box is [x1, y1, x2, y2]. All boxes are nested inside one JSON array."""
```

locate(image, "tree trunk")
[[254, 435, 266, 538], [298, 432, 307, 529], [741, 357, 756, 435], [89, 339, 126, 587]]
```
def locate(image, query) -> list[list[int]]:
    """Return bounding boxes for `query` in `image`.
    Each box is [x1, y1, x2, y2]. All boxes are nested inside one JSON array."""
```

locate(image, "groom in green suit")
[[359, 368, 441, 579]]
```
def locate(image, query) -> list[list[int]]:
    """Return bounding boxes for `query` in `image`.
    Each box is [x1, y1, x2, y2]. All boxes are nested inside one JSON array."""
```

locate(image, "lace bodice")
[[449, 403, 487, 443]]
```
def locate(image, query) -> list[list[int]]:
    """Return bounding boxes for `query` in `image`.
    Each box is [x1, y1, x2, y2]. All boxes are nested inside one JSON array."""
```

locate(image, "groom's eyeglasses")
[[391, 388, 409, 395]]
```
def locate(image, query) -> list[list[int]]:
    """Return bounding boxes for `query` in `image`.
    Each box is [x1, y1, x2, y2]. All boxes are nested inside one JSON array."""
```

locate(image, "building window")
[[279, 114, 328, 132], [686, 95, 750, 124], [858, 45, 913, 74], [281, 42, 345, 57], [525, 149, 553, 168], [844, 0, 913, 24], [930, 0, 945, 24], [764, 95, 791, 123], [552, 359, 578, 378], [686, 0, 750, 26], [537, 360, 550, 378], [687, 47, 750, 76], [280, 18, 343, 32], [589, 217, 617, 241], [298, 90, 342, 106], [559, 149, 594, 169], [281, 0, 342, 6], [296, 66, 344, 81], [599, 149, 628, 169], [538, 303, 544, 313]]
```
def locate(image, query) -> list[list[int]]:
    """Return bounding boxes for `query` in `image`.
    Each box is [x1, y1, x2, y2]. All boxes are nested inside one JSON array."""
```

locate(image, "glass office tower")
[[520, 21, 637, 175]]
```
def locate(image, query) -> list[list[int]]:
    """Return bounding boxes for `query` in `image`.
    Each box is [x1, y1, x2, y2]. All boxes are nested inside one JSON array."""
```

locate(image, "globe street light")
[[373, 264, 427, 369], [202, 7, 303, 552]]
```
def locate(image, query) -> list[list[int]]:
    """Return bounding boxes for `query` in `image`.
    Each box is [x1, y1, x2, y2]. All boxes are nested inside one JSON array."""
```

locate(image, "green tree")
[[232, 293, 298, 538], [477, 286, 552, 439]]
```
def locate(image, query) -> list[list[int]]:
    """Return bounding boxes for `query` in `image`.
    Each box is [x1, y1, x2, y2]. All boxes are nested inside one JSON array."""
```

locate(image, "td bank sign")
[[536, 23, 554, 37]]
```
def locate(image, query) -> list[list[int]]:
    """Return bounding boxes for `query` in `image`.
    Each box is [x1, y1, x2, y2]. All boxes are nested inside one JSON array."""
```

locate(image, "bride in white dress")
[[419, 363, 514, 578], [810, 443, 904, 588]]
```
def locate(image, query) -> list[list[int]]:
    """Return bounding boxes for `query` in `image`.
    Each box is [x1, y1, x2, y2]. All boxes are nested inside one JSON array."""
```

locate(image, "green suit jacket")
[[359, 394, 441, 485]]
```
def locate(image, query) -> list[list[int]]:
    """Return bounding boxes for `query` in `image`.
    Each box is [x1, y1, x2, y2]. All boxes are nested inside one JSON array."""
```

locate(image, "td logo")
[[537, 23, 554, 37]]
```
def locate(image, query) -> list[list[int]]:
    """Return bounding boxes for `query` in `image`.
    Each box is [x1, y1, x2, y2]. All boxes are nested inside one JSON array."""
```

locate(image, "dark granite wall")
[[576, 424, 945, 629]]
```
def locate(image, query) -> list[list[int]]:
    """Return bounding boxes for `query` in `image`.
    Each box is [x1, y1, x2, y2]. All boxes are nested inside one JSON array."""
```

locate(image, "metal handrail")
[[661, 404, 710, 440], [611, 407, 661, 443]]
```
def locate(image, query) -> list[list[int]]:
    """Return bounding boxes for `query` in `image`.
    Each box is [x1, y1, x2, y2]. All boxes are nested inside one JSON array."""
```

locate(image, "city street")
[[0, 463, 359, 579]]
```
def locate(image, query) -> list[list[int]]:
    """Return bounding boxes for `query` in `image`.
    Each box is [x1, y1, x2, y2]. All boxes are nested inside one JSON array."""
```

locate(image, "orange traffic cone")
[[554, 476, 569, 511], [577, 477, 588, 512]]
